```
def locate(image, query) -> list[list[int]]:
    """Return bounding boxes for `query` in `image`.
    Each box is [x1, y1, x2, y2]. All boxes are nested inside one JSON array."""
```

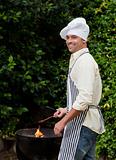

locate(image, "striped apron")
[[58, 52, 89, 160]]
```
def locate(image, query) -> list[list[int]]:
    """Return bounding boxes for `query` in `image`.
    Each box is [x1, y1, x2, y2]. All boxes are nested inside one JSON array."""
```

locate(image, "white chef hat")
[[60, 17, 90, 41]]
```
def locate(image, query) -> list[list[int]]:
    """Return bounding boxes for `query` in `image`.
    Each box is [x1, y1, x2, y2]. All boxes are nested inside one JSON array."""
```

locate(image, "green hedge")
[[0, 0, 115, 159], [88, 1, 116, 159]]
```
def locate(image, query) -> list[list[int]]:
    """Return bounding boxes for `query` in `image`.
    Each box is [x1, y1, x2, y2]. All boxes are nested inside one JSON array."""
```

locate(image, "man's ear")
[[82, 40, 86, 44]]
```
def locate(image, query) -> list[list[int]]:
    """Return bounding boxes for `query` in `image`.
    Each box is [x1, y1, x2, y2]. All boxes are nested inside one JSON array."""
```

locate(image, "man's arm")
[[54, 108, 81, 135]]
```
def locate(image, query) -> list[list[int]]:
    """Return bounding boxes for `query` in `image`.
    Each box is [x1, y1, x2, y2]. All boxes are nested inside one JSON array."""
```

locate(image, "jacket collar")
[[69, 48, 89, 69], [71, 48, 89, 61]]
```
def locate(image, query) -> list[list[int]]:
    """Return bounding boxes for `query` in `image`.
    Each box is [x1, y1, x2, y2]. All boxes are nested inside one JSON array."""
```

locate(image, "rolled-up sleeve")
[[72, 56, 96, 111]]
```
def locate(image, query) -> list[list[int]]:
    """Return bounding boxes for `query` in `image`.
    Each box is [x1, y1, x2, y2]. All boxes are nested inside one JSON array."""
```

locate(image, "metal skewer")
[[38, 115, 54, 124]]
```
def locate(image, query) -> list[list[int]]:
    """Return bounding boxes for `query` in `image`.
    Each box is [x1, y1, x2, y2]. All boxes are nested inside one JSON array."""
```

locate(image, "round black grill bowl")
[[16, 128, 62, 160]]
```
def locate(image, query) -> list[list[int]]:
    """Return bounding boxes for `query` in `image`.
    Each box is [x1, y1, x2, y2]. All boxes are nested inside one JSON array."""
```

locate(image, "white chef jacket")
[[68, 48, 105, 134]]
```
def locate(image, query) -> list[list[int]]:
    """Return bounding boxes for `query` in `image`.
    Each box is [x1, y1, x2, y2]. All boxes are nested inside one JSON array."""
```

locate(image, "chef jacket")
[[68, 48, 105, 134]]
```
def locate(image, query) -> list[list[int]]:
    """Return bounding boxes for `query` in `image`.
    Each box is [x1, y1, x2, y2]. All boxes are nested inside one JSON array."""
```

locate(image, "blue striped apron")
[[58, 52, 89, 160]]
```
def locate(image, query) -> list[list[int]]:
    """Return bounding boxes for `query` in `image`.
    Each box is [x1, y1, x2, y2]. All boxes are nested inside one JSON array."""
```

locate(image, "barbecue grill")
[[16, 128, 62, 160]]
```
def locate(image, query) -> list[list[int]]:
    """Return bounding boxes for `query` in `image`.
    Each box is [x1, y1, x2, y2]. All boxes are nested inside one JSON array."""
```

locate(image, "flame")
[[35, 128, 44, 138]]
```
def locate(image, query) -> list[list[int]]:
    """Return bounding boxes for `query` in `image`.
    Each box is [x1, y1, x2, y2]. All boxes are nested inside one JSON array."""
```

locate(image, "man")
[[53, 17, 105, 160]]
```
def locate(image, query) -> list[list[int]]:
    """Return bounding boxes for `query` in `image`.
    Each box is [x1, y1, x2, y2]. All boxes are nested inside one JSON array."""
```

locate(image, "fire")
[[35, 128, 44, 138]]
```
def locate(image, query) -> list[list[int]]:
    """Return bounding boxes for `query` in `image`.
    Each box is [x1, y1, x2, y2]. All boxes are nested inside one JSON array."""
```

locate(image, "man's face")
[[66, 35, 84, 53]]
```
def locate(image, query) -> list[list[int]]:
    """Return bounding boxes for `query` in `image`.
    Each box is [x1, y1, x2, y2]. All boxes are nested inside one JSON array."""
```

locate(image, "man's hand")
[[54, 108, 81, 136], [53, 107, 67, 118], [54, 119, 65, 136]]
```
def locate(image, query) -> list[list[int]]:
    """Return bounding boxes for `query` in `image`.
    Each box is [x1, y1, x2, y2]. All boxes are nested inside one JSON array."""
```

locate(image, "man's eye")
[[72, 35, 77, 38]]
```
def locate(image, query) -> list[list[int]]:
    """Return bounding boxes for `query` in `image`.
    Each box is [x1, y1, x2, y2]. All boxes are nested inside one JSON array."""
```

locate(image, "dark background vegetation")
[[0, 0, 115, 159]]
